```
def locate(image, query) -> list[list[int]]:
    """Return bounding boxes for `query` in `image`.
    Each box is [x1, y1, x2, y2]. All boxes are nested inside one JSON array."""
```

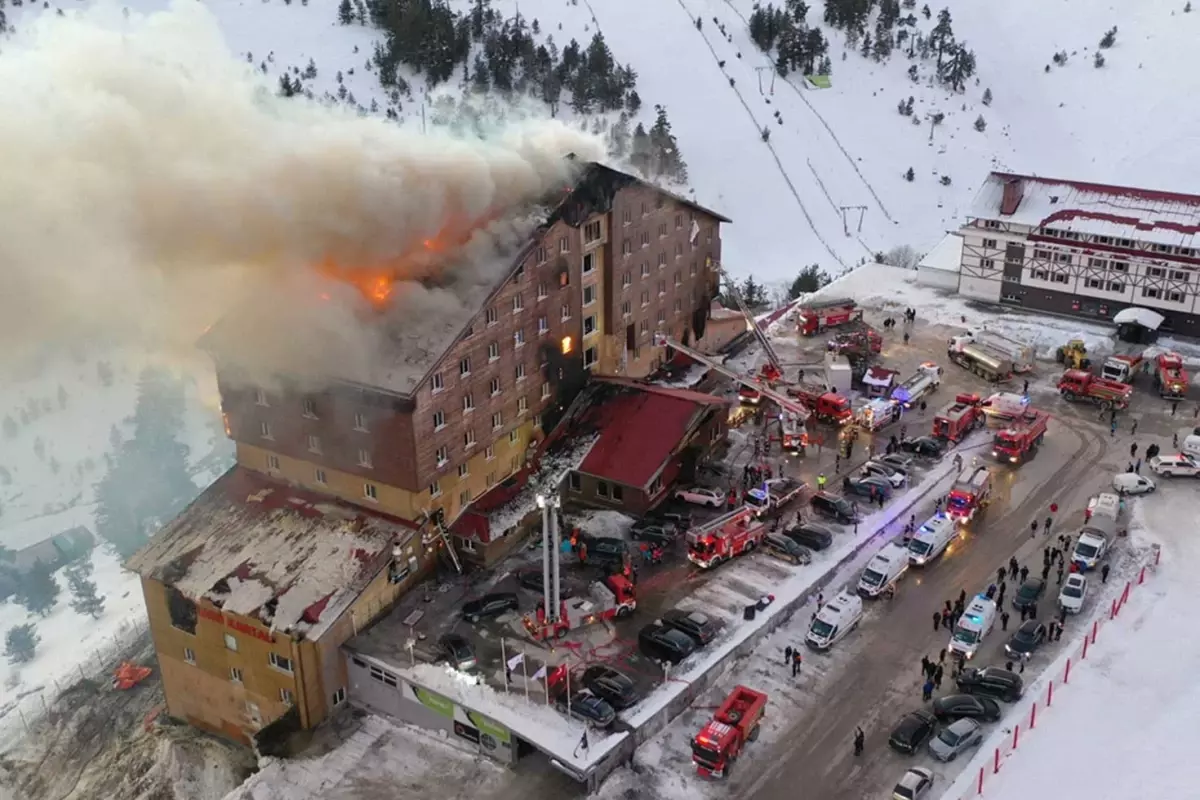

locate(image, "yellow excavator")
[[1056, 339, 1091, 370]]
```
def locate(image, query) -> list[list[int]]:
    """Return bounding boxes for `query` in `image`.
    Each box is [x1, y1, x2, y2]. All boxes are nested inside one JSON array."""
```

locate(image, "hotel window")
[[459, 490, 471, 507], [1054, 253, 1072, 263], [307, 435, 322, 454], [514, 328, 526, 348], [984, 220, 1000, 229], [640, 262, 650, 277], [582, 253, 595, 274], [657, 252, 667, 267], [1148, 266, 1165, 278], [622, 271, 632, 287], [267, 454, 280, 471], [537, 281, 548, 300], [464, 429, 476, 449], [1110, 261, 1129, 272], [488, 342, 499, 361], [353, 411, 369, 431], [1142, 287, 1162, 299], [640, 231, 650, 247], [230, 667, 243, 683], [302, 398, 317, 418], [1108, 282, 1125, 293], [490, 377, 501, 396], [363, 482, 378, 500], [432, 372, 444, 393], [280, 689, 294, 705], [622, 209, 631, 225], [981, 258, 995, 269], [512, 293, 524, 313], [433, 410, 445, 431], [536, 246, 547, 264], [255, 388, 269, 407], [259, 422, 273, 440], [1085, 278, 1103, 289], [559, 236, 569, 253], [1168, 291, 1184, 303], [1033, 249, 1051, 260], [622, 300, 632, 317], [1051, 273, 1069, 284], [436, 446, 449, 466], [269, 653, 294, 674], [509, 430, 519, 444], [1171, 270, 1190, 282], [982, 238, 998, 249], [675, 213, 684, 229], [492, 411, 503, 430], [315, 468, 327, 485], [184, 648, 196, 665], [537, 316, 548, 334], [622, 239, 632, 256], [430, 480, 442, 497], [584, 347, 598, 369], [515, 363, 526, 381], [485, 445, 495, 461], [358, 448, 373, 468], [542, 381, 552, 400], [1088, 257, 1108, 269], [641, 290, 650, 307], [584, 316, 597, 336], [561, 304, 571, 321], [673, 271, 682, 286], [486, 307, 498, 326], [583, 285, 596, 306], [462, 393, 475, 412], [569, 473, 582, 492], [458, 463, 470, 478], [459, 357, 471, 377], [518, 396, 528, 414]]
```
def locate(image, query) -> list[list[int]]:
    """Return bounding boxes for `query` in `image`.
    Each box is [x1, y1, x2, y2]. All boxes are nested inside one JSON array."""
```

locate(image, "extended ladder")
[[718, 264, 788, 375]]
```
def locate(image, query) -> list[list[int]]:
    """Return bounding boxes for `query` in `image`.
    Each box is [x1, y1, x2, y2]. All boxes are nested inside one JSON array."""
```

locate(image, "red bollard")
[[1030, 701, 1037, 729], [1082, 634, 1089, 659], [994, 746, 1002, 774], [1139, 566, 1146, 585], [1091, 619, 1098, 645], [1047, 680, 1054, 707], [1121, 581, 1131, 606], [978, 766, 986, 794], [1012, 723, 1020, 750], [1111, 598, 1119, 619], [1156, 546, 1162, 566], [1064, 658, 1072, 684]]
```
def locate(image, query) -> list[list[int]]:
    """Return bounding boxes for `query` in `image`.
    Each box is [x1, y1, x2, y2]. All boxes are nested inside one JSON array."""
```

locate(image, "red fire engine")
[[1057, 370, 1133, 410], [523, 575, 636, 640], [692, 685, 768, 778], [828, 326, 883, 356], [945, 465, 992, 523], [992, 410, 1049, 464], [795, 298, 863, 336], [786, 382, 853, 425], [686, 508, 768, 569], [932, 393, 984, 442], [1155, 351, 1189, 399]]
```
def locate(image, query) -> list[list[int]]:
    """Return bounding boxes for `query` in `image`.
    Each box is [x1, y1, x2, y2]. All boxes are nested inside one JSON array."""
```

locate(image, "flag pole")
[[522, 649, 530, 701], [500, 637, 509, 693], [566, 662, 571, 716]]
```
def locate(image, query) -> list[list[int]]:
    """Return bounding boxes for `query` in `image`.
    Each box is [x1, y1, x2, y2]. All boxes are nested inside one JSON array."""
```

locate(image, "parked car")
[[436, 634, 478, 672], [892, 767, 935, 800], [888, 709, 937, 754], [556, 690, 616, 729], [1004, 620, 1046, 661], [1011, 577, 1046, 612], [784, 523, 835, 551], [1149, 453, 1200, 477], [461, 592, 519, 623], [762, 532, 812, 565], [931, 694, 1001, 723], [843, 475, 894, 499], [899, 436, 945, 458], [877, 453, 915, 473], [956, 667, 1024, 702], [673, 486, 724, 508], [578, 535, 629, 570], [515, 569, 545, 594], [1112, 472, 1155, 495], [647, 510, 692, 532], [1059, 573, 1088, 614], [637, 623, 697, 664], [630, 523, 674, 547], [928, 718, 983, 762], [1071, 531, 1109, 570], [580, 665, 639, 710], [809, 492, 860, 524], [661, 608, 720, 646], [861, 460, 908, 488]]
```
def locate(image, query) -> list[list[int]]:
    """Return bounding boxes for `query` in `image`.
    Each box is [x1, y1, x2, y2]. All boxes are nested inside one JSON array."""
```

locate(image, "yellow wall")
[[142, 577, 304, 742], [237, 420, 539, 523]]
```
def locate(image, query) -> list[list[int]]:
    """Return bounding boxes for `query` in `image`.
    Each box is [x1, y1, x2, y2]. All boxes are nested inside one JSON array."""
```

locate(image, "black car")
[[900, 436, 945, 458], [809, 492, 859, 524], [638, 623, 697, 664], [647, 511, 692, 532], [579, 535, 629, 569], [581, 664, 639, 710], [515, 569, 545, 594], [630, 522, 675, 546], [888, 709, 937, 754], [956, 667, 1024, 703], [785, 523, 836, 551], [931, 693, 1002, 723], [763, 532, 812, 565], [461, 592, 519, 623], [436, 634, 478, 672], [556, 690, 616, 729], [1011, 577, 1046, 612], [661, 608, 720, 646], [1004, 620, 1046, 660], [842, 475, 893, 499]]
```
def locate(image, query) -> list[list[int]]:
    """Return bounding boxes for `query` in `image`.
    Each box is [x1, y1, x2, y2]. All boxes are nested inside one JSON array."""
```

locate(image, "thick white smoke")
[[0, 1, 605, 379]]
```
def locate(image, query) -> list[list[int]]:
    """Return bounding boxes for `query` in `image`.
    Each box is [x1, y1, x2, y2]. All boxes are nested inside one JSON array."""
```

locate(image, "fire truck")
[[523, 575, 636, 641], [931, 393, 984, 442], [795, 298, 863, 336], [890, 362, 942, 408], [992, 410, 1049, 464], [1057, 370, 1133, 410], [691, 685, 768, 778], [980, 391, 1030, 420], [828, 326, 883, 356], [945, 465, 992, 523], [686, 508, 768, 569], [1154, 351, 1189, 399], [858, 398, 902, 431], [786, 382, 853, 425], [745, 477, 807, 518], [1101, 353, 1143, 384]]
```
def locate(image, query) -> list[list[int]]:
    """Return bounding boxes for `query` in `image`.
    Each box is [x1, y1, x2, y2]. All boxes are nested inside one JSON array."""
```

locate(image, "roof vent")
[[999, 178, 1025, 216]]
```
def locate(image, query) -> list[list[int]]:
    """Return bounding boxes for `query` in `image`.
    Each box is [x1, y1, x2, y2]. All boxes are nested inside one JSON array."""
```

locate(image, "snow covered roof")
[[126, 467, 417, 640], [863, 367, 897, 387], [478, 433, 599, 537], [969, 172, 1200, 250], [1112, 307, 1165, 330], [918, 234, 963, 273]]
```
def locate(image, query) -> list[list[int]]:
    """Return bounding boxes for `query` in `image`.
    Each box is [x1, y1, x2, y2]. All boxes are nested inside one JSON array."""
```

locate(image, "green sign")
[[467, 710, 511, 746], [413, 686, 454, 718]]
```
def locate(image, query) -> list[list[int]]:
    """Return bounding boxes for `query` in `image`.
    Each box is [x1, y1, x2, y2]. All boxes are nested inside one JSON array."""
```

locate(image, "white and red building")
[[956, 172, 1200, 335]]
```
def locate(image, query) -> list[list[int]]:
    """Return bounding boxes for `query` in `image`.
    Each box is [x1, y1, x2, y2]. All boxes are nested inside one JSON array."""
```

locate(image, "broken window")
[[167, 587, 198, 634]]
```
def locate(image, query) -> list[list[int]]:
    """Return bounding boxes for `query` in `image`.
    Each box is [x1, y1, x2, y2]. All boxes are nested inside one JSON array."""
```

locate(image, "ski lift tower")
[[536, 493, 563, 625]]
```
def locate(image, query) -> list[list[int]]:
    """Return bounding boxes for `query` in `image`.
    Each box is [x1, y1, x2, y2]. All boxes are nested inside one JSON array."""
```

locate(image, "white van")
[[948, 594, 997, 660], [1087, 492, 1122, 522], [857, 543, 909, 598], [805, 591, 864, 651], [1183, 435, 1200, 460], [1112, 472, 1155, 495], [906, 515, 958, 566]]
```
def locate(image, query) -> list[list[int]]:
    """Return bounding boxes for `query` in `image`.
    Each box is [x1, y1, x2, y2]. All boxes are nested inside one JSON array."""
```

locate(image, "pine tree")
[[17, 561, 60, 617], [1093, 51, 1105, 68], [930, 8, 954, 65], [1099, 26, 1117, 49], [610, 112, 632, 158], [626, 89, 641, 114], [982, 87, 993, 105], [860, 32, 872, 58], [67, 565, 105, 619], [904, 167, 916, 182], [974, 114, 987, 131], [4, 624, 38, 665], [338, 0, 354, 25], [940, 44, 976, 91], [788, 265, 831, 298], [648, 106, 688, 184]]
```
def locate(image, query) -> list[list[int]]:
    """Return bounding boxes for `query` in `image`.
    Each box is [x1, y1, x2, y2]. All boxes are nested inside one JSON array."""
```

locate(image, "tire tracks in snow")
[[671, 0, 846, 269], [715, 0, 896, 224]]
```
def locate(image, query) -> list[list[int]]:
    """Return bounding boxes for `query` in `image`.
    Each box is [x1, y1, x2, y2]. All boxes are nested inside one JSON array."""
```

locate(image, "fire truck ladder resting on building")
[[718, 265, 787, 379]]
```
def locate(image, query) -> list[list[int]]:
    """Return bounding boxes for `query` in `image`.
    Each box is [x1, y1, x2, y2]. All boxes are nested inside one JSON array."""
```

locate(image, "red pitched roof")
[[578, 384, 727, 489]]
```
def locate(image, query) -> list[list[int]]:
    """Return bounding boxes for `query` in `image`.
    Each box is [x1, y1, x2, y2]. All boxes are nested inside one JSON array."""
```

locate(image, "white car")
[[1059, 573, 1088, 613], [861, 461, 907, 488], [892, 767, 934, 800], [1112, 472, 1155, 495], [1071, 531, 1108, 570], [1149, 454, 1200, 477], [673, 486, 724, 508]]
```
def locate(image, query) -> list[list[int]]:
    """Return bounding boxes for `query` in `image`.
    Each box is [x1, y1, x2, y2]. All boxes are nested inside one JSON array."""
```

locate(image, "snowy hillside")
[[4, 0, 1195, 288]]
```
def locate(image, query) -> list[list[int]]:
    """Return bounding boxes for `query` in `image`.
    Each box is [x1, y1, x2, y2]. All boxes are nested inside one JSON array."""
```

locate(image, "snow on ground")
[[940, 487, 1193, 800], [566, 509, 636, 541]]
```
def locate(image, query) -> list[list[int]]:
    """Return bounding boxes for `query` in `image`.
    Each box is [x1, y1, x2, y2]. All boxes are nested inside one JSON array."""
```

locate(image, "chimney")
[[999, 177, 1025, 216]]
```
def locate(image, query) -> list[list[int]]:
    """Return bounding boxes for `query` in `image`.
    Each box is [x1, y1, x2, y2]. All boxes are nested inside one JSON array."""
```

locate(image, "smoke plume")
[[0, 1, 606, 382]]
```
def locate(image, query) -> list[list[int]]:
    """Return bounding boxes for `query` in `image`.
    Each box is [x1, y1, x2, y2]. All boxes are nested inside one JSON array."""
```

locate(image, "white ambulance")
[[805, 591, 864, 651], [906, 514, 958, 566], [857, 543, 909, 598], [948, 594, 997, 660]]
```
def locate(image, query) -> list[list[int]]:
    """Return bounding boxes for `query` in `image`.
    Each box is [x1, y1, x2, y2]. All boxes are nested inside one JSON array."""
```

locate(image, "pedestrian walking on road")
[[1111, 419, 1118, 437], [958, 589, 967, 606], [996, 567, 1006, 585], [1135, 458, 1142, 474], [1018, 606, 1028, 622], [1132, 419, 1139, 436], [939, 648, 947, 663], [1174, 432, 1180, 449], [1031, 519, 1039, 537], [904, 331, 911, 345], [1130, 442, 1138, 459], [922, 679, 934, 701], [919, 400, 927, 415], [1001, 611, 1010, 631], [1005, 661, 1014, 672], [997, 584, 1006, 607], [1041, 563, 1051, 581], [1057, 566, 1065, 585], [1019, 565, 1029, 583], [921, 655, 931, 675], [784, 645, 793, 666], [1045, 516, 1053, 534], [1055, 622, 1064, 641], [792, 651, 802, 677], [1009, 557, 1019, 579], [1101, 564, 1111, 583], [1030, 602, 1039, 620], [933, 664, 944, 689], [933, 611, 942, 632], [1172, 401, 1180, 416], [1023, 379, 1030, 394], [854, 727, 865, 756]]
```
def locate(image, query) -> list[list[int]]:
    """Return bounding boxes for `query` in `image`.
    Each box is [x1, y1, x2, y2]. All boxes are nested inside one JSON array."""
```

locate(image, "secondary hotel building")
[[957, 172, 1200, 334]]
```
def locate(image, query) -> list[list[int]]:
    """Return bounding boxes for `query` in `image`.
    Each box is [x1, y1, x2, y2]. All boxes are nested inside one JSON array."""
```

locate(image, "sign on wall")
[[404, 681, 512, 755], [197, 606, 275, 643]]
